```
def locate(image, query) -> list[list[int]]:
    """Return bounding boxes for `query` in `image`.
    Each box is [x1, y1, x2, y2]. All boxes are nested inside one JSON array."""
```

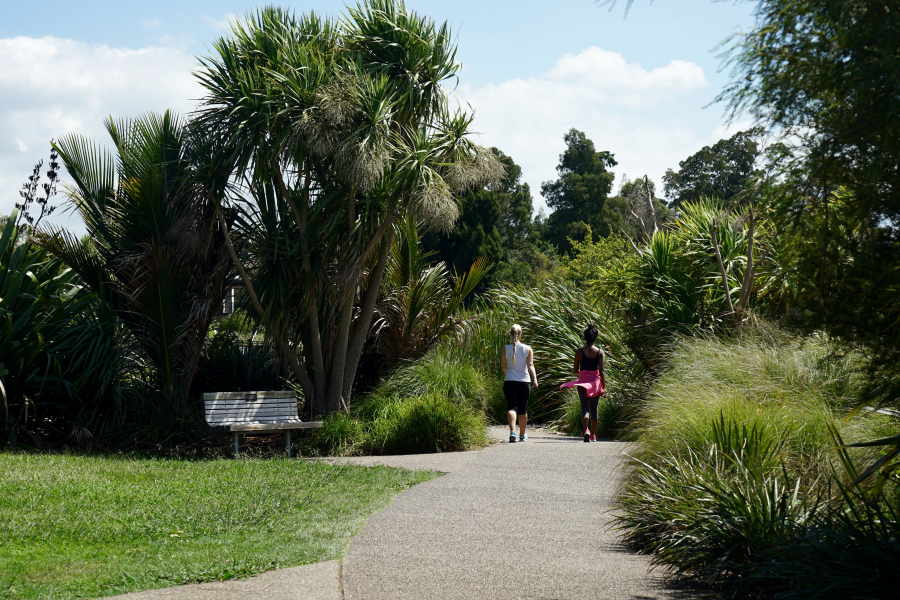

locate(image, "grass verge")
[[0, 453, 438, 599]]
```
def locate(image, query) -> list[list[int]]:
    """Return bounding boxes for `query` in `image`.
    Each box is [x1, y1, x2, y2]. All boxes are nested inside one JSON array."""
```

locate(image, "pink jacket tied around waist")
[[560, 370, 605, 397]]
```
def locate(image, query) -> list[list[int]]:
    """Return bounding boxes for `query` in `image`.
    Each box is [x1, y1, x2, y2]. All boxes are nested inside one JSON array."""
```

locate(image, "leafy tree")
[[541, 129, 619, 253], [40, 112, 234, 421], [422, 187, 502, 274], [195, 2, 500, 415], [563, 233, 635, 288], [719, 0, 900, 436], [662, 128, 763, 208], [493, 148, 535, 247], [423, 147, 534, 276]]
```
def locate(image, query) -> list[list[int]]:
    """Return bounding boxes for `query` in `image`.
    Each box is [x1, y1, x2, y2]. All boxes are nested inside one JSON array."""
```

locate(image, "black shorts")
[[503, 381, 530, 414]]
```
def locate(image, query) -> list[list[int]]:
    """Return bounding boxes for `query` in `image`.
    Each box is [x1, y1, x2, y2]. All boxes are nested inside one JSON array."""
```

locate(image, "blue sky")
[[0, 0, 756, 230]]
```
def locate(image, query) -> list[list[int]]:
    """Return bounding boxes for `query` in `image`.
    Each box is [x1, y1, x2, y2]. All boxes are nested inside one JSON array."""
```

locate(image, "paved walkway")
[[338, 427, 684, 600], [108, 428, 686, 600]]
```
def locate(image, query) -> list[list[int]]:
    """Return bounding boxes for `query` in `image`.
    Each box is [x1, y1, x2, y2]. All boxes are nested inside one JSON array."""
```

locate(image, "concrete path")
[[103, 560, 342, 600], [338, 427, 685, 600], [107, 427, 686, 600]]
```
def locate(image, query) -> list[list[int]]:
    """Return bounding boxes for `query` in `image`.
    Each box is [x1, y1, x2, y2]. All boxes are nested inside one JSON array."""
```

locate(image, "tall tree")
[[662, 128, 763, 208], [541, 129, 618, 253], [40, 112, 233, 418], [719, 0, 900, 487], [423, 147, 532, 275], [194, 2, 500, 416]]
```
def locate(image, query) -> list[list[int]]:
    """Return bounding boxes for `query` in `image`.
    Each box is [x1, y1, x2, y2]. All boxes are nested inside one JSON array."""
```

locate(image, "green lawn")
[[0, 453, 438, 599]]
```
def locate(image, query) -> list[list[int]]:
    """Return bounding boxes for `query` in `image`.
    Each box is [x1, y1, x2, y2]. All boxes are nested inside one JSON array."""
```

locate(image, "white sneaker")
[[519, 433, 527, 442], [509, 431, 517, 443]]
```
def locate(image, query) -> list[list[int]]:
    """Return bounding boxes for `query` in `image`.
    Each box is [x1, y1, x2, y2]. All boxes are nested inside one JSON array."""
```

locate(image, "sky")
[[0, 0, 757, 233]]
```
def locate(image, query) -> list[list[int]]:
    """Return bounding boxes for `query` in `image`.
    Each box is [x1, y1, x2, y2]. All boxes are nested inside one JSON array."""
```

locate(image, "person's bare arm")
[[501, 347, 507, 376], [527, 347, 538, 388], [599, 349, 607, 394], [573, 348, 582, 375]]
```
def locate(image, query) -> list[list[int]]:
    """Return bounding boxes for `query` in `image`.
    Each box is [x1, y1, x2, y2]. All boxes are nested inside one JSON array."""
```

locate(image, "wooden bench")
[[203, 391, 323, 458]]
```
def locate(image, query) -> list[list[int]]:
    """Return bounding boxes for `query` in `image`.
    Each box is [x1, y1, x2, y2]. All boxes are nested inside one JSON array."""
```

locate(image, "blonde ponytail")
[[508, 324, 523, 365]]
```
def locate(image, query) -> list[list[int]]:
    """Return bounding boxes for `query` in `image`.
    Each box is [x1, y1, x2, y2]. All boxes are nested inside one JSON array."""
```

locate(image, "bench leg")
[[285, 430, 292, 458], [233, 432, 239, 458]]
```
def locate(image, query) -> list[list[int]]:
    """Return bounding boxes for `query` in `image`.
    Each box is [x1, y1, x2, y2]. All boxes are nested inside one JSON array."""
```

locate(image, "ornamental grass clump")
[[615, 325, 898, 598], [307, 348, 490, 456]]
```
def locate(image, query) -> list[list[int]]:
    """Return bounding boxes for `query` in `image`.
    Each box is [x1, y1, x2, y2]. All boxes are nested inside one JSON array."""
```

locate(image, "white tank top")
[[504, 343, 531, 382]]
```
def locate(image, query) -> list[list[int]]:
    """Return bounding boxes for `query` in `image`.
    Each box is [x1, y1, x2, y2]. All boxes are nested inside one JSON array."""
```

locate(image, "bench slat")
[[211, 421, 323, 432], [203, 391, 295, 400], [207, 415, 300, 423], [205, 407, 297, 417], [204, 400, 296, 407]]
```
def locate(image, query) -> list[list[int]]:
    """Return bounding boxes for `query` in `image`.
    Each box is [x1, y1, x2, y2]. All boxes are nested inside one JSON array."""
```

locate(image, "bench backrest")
[[203, 391, 300, 426]]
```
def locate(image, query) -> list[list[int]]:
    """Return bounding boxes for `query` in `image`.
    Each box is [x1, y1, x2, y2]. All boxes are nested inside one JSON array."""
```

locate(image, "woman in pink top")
[[560, 324, 606, 442]]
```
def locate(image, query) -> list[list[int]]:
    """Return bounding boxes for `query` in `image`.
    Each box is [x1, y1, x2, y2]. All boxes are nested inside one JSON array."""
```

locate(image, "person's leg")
[[503, 381, 518, 441], [578, 387, 590, 431], [518, 382, 530, 439], [508, 409, 518, 431], [590, 396, 599, 437]]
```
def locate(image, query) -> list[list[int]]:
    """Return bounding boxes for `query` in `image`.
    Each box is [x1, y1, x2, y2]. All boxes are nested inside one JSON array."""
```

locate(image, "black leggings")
[[504, 381, 530, 414], [578, 386, 599, 421]]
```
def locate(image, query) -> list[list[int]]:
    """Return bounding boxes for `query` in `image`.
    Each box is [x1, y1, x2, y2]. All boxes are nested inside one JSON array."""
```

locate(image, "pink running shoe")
[[590, 434, 597, 442], [583, 428, 591, 443]]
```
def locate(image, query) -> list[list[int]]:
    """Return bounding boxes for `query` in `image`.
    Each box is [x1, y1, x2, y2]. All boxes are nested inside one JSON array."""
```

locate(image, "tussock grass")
[[0, 453, 437, 599], [616, 324, 899, 598], [448, 281, 638, 423], [630, 326, 888, 482], [307, 349, 490, 456]]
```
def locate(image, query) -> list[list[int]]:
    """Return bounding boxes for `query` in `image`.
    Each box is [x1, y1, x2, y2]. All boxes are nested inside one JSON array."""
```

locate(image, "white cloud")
[[142, 18, 162, 28], [459, 46, 728, 210], [0, 36, 202, 231]]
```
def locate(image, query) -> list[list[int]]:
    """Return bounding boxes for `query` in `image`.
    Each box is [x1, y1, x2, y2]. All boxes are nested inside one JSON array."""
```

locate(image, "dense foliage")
[[662, 128, 763, 207]]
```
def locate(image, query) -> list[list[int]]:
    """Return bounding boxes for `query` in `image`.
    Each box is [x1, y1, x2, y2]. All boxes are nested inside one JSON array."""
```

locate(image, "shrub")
[[757, 496, 900, 599], [616, 418, 822, 596], [628, 326, 888, 482], [308, 349, 492, 457], [306, 413, 366, 457], [616, 324, 899, 598], [367, 394, 488, 454], [372, 347, 490, 412]]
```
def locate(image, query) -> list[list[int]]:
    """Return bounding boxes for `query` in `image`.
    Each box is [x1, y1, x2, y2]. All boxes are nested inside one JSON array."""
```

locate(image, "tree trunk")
[[342, 225, 395, 400], [711, 226, 737, 328], [736, 210, 756, 316], [643, 175, 658, 239]]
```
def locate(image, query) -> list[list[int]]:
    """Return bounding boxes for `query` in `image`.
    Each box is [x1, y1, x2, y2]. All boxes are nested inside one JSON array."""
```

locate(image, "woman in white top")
[[500, 324, 539, 443]]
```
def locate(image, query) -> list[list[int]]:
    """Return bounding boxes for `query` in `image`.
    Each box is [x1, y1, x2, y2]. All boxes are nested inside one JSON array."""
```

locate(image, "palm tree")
[[39, 111, 234, 420], [194, 1, 502, 415], [372, 218, 490, 369]]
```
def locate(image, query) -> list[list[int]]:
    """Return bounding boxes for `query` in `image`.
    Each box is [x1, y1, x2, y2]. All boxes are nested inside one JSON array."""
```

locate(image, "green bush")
[[629, 326, 887, 481], [306, 413, 366, 457], [308, 350, 491, 457], [367, 393, 488, 454], [369, 347, 491, 412], [615, 325, 899, 598]]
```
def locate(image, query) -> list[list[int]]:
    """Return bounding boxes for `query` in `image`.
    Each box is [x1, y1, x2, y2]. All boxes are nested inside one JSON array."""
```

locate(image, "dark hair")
[[583, 324, 599, 345]]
